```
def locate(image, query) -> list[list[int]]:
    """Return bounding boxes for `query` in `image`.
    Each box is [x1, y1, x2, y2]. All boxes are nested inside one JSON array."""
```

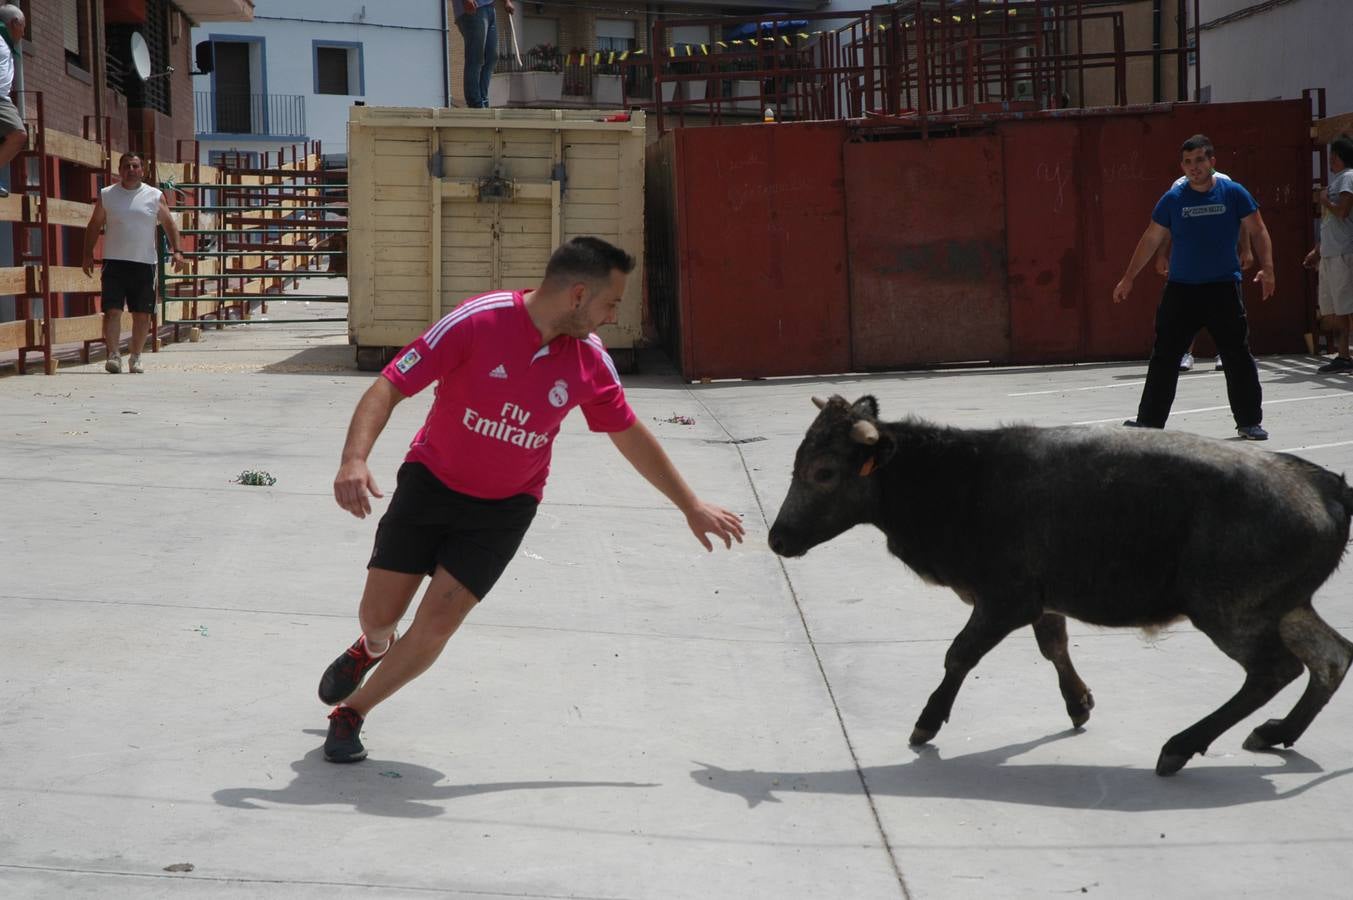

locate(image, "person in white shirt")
[[0, 4, 28, 197], [1305, 135, 1353, 373], [81, 153, 186, 373]]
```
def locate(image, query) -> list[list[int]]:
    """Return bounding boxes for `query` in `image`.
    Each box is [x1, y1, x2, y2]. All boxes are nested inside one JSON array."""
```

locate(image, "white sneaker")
[[1214, 358, 1224, 371], [105, 354, 122, 374], [129, 354, 144, 374], [1178, 352, 1194, 372]]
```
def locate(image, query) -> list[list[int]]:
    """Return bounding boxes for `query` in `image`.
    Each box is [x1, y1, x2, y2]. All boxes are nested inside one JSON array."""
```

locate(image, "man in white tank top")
[[81, 153, 186, 373]]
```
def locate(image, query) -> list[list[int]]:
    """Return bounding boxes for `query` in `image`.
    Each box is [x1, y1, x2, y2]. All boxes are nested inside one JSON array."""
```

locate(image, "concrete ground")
[[4, 300, 1353, 899]]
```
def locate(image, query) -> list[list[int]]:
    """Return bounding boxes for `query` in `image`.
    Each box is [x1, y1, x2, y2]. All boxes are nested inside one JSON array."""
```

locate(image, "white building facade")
[[192, 0, 450, 163], [1191, 0, 1351, 117]]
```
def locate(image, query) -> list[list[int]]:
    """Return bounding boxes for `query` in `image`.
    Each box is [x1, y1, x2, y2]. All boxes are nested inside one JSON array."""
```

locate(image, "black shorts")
[[368, 462, 538, 600], [0, 96, 24, 138], [102, 260, 157, 314]]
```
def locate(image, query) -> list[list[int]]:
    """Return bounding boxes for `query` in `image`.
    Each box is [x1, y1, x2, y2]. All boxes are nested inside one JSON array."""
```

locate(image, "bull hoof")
[[909, 726, 937, 746], [1243, 719, 1293, 752], [1154, 749, 1191, 777], [1068, 690, 1095, 728]]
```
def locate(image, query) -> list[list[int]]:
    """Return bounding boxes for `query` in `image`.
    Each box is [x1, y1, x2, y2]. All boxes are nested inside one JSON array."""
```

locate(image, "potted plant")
[[667, 56, 708, 105], [526, 43, 564, 105], [492, 72, 511, 106], [591, 54, 625, 106]]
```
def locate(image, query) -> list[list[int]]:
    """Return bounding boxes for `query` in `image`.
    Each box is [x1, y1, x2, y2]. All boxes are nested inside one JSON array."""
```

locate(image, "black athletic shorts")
[[101, 260, 157, 314], [368, 462, 538, 600]]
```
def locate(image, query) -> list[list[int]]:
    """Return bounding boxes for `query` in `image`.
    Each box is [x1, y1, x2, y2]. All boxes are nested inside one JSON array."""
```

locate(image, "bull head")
[[768, 394, 897, 557]]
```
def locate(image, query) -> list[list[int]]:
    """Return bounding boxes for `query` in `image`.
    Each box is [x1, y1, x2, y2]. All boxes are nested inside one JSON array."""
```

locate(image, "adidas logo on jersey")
[[489, 364, 507, 379]]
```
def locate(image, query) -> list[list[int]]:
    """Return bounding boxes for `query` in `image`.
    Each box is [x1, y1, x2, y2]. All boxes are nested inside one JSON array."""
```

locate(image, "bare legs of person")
[[104, 310, 154, 373], [102, 309, 123, 373], [128, 312, 152, 372], [1180, 338, 1223, 372], [1317, 314, 1353, 373], [0, 129, 26, 197], [323, 566, 480, 761]]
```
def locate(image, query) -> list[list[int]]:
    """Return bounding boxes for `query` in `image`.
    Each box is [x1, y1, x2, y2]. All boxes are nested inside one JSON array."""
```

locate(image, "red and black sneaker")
[[317, 634, 393, 705], [324, 706, 367, 763]]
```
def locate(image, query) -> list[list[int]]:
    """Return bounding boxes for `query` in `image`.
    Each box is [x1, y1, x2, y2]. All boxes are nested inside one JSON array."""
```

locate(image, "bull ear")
[[855, 431, 898, 477], [850, 395, 880, 419]]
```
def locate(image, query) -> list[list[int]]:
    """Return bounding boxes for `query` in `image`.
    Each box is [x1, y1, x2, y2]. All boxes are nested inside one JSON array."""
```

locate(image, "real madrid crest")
[[548, 379, 569, 408]]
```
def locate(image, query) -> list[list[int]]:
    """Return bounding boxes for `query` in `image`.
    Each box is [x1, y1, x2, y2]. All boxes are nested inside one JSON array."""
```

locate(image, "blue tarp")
[[724, 20, 810, 40]]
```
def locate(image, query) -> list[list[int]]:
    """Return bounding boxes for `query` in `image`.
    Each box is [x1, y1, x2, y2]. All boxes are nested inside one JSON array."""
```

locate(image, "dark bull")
[[768, 395, 1353, 776]]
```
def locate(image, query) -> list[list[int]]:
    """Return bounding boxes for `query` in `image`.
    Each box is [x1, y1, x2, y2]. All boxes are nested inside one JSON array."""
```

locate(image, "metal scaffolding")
[[160, 140, 348, 332]]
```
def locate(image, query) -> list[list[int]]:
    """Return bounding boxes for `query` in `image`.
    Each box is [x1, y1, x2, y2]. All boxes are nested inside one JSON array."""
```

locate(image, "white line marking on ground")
[[1276, 439, 1353, 453], [1012, 360, 1325, 397], [1009, 380, 1148, 396], [1075, 391, 1353, 425]]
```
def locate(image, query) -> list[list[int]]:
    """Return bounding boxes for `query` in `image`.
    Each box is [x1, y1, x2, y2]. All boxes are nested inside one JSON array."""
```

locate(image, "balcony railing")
[[492, 44, 659, 104], [195, 92, 307, 138]]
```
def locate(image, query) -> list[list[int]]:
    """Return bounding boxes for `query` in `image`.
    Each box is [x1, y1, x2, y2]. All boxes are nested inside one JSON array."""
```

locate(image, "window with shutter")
[[64, 0, 89, 67], [314, 44, 363, 96], [316, 47, 349, 95]]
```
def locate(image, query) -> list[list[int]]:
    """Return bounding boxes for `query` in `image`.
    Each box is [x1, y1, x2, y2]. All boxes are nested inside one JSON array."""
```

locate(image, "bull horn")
[[851, 420, 880, 445], [812, 396, 828, 410]]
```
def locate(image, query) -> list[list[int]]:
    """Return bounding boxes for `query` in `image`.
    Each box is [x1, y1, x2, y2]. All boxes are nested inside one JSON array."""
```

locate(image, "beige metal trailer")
[[347, 106, 646, 370]]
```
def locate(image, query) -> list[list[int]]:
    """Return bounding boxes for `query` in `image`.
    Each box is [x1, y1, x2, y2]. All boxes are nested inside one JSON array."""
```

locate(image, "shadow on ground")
[[214, 738, 657, 818], [691, 730, 1353, 812], [258, 345, 367, 376]]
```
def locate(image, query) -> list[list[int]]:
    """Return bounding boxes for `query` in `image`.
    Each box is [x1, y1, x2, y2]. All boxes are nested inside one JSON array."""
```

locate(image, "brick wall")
[[163, 7, 195, 161], [14, 2, 195, 159], [136, 11, 194, 165]]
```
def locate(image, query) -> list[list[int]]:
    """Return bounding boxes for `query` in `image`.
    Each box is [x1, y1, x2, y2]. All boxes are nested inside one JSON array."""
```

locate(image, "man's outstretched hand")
[[685, 501, 745, 552]]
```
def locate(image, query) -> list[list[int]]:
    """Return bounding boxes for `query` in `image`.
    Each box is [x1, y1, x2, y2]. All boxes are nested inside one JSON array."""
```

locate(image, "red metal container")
[[845, 135, 1010, 368], [667, 122, 852, 379], [651, 101, 1314, 379]]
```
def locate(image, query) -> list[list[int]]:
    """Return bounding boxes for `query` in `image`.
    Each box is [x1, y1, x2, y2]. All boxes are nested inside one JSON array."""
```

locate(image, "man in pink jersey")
[[317, 237, 745, 762]]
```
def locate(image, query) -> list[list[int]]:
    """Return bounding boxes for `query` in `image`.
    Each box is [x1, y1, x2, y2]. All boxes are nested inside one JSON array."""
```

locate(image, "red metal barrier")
[[671, 122, 851, 379], [845, 135, 1009, 367], [652, 100, 1315, 380], [1003, 119, 1084, 361]]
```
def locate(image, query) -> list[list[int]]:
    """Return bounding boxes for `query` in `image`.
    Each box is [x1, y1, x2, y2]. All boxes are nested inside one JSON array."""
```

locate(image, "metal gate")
[[160, 145, 347, 331]]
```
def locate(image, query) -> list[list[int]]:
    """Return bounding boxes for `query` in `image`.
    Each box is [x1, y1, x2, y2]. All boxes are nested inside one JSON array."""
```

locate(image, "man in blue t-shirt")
[[1113, 134, 1276, 440]]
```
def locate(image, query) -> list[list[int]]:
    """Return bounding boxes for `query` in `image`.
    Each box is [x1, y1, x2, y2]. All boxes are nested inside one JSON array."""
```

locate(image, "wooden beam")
[[0, 266, 25, 295], [1314, 112, 1353, 146], [41, 128, 107, 170], [0, 196, 95, 228], [354, 112, 645, 134], [50, 314, 108, 344], [27, 196, 96, 229], [438, 182, 552, 201], [0, 318, 24, 352], [35, 266, 102, 294]]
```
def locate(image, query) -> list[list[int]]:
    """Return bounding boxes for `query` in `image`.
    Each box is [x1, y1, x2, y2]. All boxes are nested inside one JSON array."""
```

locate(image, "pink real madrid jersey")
[[380, 290, 636, 500]]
